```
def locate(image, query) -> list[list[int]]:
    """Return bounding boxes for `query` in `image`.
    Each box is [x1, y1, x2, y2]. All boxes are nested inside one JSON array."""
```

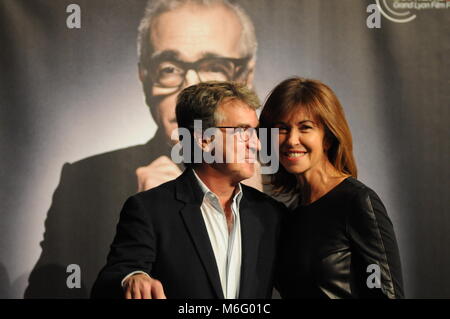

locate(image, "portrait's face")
[[210, 99, 260, 183], [275, 108, 329, 176], [142, 3, 254, 143]]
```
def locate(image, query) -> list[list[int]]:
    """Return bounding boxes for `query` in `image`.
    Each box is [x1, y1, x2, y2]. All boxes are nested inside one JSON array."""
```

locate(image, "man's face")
[[141, 3, 254, 143], [210, 99, 260, 184]]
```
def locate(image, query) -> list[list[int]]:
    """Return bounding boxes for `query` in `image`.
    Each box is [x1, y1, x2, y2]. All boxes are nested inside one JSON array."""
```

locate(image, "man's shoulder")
[[125, 177, 185, 223], [133, 176, 178, 202]]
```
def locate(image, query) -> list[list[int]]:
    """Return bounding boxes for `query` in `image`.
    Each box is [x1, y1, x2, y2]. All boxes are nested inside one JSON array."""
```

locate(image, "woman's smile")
[[282, 150, 308, 161]]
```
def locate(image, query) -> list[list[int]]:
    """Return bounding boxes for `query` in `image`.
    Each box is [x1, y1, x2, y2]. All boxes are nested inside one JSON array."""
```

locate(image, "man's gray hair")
[[137, 0, 257, 69], [175, 81, 260, 168]]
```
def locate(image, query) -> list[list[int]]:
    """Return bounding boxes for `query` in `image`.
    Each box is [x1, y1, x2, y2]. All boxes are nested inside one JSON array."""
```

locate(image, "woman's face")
[[274, 108, 328, 176]]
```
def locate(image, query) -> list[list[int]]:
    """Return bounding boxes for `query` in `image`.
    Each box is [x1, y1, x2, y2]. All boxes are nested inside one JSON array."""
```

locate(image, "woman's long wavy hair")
[[259, 77, 357, 198]]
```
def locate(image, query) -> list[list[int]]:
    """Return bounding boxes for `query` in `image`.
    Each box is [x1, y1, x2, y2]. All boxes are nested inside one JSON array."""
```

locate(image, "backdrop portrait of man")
[[24, 0, 261, 298]]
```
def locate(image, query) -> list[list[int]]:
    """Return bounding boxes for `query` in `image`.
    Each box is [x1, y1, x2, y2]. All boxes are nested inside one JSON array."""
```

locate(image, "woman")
[[260, 77, 404, 298]]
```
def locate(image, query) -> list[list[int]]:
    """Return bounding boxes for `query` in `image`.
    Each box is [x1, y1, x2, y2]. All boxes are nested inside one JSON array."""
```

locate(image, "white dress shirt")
[[192, 169, 242, 299], [121, 170, 243, 299]]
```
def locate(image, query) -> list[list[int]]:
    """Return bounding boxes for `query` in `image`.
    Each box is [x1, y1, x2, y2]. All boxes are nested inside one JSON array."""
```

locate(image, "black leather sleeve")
[[347, 188, 404, 298], [91, 194, 156, 298]]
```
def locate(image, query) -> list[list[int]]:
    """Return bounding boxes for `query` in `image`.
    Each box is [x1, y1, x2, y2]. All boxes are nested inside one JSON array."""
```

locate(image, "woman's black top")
[[277, 177, 404, 299]]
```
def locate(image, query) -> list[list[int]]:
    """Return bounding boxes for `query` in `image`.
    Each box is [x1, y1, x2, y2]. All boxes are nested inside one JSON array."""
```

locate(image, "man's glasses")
[[216, 126, 258, 142], [148, 56, 251, 89]]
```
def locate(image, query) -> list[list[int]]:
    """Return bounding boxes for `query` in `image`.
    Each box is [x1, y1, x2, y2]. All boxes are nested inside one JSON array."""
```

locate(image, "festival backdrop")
[[0, 0, 449, 298]]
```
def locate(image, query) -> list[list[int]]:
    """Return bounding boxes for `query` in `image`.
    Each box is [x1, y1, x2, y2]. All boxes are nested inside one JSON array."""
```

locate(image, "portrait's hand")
[[136, 155, 182, 192], [123, 273, 167, 299]]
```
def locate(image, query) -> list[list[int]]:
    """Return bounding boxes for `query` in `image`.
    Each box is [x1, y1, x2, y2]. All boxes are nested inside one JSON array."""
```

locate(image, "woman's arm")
[[347, 187, 404, 298]]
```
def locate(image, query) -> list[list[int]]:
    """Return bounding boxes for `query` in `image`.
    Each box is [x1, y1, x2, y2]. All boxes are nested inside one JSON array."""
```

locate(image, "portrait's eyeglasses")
[[216, 126, 258, 142], [148, 56, 251, 89]]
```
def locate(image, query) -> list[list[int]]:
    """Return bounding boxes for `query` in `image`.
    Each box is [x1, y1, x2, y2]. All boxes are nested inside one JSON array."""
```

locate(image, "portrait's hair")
[[259, 77, 358, 197], [176, 81, 260, 167], [137, 0, 257, 71]]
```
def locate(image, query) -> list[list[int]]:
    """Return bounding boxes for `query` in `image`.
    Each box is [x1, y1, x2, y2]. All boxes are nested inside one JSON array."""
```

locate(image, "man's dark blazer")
[[91, 168, 285, 299]]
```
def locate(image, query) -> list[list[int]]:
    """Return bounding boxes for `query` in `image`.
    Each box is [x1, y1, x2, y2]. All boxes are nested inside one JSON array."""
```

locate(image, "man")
[[92, 82, 285, 299], [135, 0, 260, 191], [25, 0, 260, 298]]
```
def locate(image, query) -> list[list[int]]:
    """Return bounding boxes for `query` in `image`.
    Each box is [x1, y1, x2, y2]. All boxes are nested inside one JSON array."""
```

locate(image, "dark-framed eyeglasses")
[[216, 126, 258, 142], [148, 56, 251, 89]]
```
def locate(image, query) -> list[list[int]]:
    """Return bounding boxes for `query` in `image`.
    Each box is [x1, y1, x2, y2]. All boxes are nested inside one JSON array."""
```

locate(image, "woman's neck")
[[297, 160, 348, 205]]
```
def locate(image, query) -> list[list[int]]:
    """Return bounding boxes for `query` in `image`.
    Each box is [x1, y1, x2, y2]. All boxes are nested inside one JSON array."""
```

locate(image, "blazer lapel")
[[176, 169, 224, 299], [238, 194, 263, 298]]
